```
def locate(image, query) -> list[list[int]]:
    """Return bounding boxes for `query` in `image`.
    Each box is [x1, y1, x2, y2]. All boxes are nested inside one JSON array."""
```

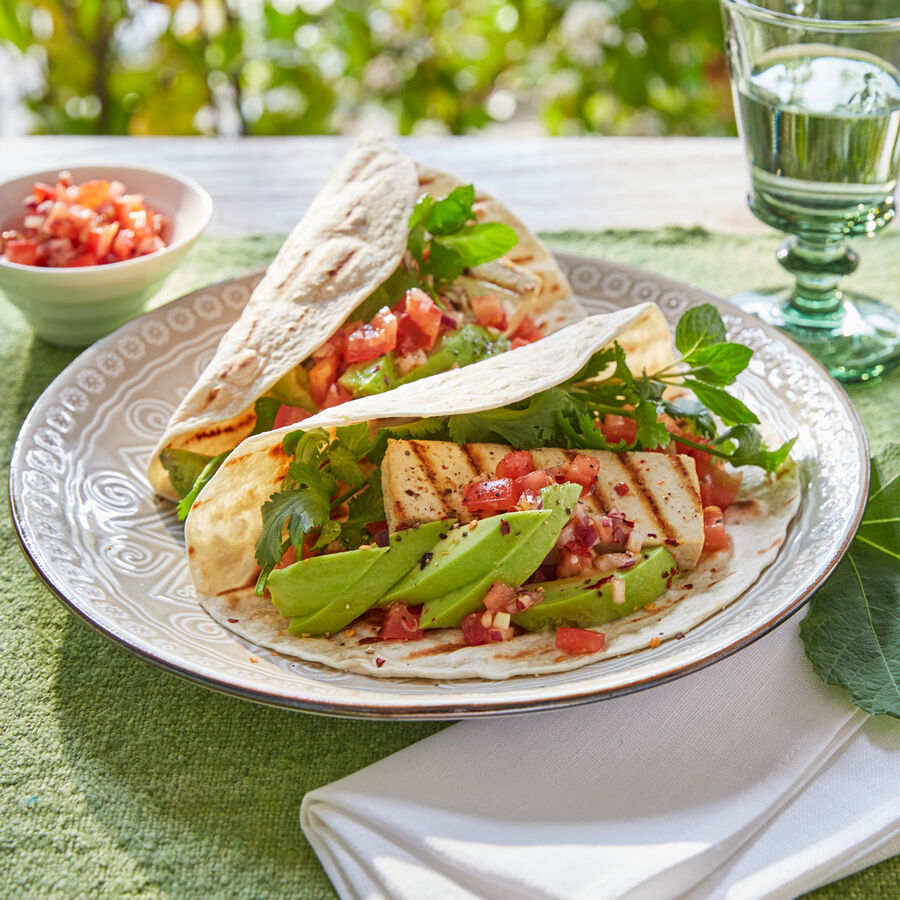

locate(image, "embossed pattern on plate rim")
[[8, 252, 870, 719]]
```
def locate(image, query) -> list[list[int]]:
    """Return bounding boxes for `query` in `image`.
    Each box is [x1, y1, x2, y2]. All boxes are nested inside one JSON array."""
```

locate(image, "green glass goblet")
[[721, 0, 900, 381]]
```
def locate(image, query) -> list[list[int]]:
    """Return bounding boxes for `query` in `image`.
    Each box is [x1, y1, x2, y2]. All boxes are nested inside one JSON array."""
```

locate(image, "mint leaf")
[[801, 445, 900, 718], [710, 424, 795, 472], [437, 222, 519, 268], [684, 343, 753, 386], [675, 303, 727, 356], [683, 379, 759, 426], [425, 185, 475, 235], [423, 241, 465, 288]]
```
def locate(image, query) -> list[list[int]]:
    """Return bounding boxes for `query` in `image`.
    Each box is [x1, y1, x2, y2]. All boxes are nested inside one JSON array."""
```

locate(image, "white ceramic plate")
[[9, 254, 869, 719]]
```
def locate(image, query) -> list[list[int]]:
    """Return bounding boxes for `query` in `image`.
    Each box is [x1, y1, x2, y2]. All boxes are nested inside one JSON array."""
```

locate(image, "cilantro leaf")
[[447, 389, 574, 448], [801, 445, 900, 717], [634, 401, 672, 449], [341, 472, 386, 549], [368, 418, 449, 463], [255, 487, 331, 569], [675, 303, 727, 356]]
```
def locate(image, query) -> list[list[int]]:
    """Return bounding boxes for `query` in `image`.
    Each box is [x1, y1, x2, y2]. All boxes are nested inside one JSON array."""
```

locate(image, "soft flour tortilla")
[[148, 132, 584, 500], [184, 303, 800, 679]]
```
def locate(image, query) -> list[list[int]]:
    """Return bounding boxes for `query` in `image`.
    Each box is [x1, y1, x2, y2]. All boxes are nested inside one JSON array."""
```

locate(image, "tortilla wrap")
[[183, 304, 800, 680], [148, 132, 586, 500]]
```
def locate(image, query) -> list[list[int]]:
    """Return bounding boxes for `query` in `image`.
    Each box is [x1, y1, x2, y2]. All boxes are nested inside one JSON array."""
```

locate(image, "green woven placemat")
[[2, 230, 898, 898]]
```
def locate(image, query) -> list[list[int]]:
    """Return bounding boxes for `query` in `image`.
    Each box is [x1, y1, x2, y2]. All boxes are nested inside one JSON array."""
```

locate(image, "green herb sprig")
[[408, 185, 519, 293], [254, 423, 381, 594]]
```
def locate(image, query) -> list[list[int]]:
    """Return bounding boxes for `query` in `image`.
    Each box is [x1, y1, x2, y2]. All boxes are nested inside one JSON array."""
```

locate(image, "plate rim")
[[8, 252, 871, 719]]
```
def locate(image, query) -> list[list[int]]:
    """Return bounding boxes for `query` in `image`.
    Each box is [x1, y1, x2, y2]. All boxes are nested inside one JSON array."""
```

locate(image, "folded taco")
[[183, 302, 799, 680], [149, 131, 625, 505]]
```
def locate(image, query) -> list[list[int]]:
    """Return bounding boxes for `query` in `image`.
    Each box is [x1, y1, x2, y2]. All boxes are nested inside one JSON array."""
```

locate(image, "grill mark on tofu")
[[408, 440, 455, 518], [459, 443, 486, 479], [464, 443, 502, 475], [669, 453, 701, 504], [618, 452, 674, 539]]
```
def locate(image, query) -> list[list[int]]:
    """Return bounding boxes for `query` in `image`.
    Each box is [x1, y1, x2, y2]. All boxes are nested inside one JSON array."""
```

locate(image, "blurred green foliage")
[[0, 0, 735, 137]]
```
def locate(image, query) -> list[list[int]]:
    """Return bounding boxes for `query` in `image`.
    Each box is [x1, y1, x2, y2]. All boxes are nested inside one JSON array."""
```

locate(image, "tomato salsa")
[[0, 171, 170, 268]]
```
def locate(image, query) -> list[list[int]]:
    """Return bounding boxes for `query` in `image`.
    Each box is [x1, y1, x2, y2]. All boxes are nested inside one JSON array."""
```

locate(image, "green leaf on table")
[[800, 445, 900, 718]]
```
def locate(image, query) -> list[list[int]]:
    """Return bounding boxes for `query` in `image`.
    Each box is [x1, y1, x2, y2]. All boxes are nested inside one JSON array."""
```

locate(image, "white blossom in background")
[[0, 44, 43, 135], [560, 0, 618, 67]]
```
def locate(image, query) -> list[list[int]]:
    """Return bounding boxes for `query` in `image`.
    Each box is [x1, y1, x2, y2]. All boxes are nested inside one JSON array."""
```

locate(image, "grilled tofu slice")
[[381, 439, 704, 570]]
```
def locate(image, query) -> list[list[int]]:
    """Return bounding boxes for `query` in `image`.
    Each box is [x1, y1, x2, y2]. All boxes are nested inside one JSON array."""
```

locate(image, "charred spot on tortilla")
[[327, 250, 357, 279]]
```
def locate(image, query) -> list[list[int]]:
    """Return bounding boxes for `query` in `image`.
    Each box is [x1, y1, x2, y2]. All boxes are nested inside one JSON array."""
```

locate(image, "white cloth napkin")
[[301, 616, 900, 900]]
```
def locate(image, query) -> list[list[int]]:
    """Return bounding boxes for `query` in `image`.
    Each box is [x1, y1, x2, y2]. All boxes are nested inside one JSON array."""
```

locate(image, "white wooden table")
[[0, 136, 763, 236]]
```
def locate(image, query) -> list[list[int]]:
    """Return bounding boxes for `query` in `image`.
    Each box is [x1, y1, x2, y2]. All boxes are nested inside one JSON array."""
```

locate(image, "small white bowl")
[[0, 164, 212, 346]]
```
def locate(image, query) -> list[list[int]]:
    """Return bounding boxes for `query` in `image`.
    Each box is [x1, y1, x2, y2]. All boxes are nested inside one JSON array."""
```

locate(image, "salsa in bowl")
[[0, 164, 211, 346]]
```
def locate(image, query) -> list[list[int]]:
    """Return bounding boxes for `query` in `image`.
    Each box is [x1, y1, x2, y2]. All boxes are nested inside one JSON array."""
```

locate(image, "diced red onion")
[[440, 312, 458, 330]]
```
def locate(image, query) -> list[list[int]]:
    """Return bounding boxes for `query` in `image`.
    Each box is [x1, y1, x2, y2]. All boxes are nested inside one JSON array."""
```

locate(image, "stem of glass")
[[776, 236, 858, 321]]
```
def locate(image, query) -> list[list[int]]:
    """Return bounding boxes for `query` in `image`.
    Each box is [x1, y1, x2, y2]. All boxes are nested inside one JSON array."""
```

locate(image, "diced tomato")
[[44, 202, 92, 240], [699, 466, 743, 511], [65, 251, 99, 267], [344, 307, 398, 363], [86, 222, 119, 260], [461, 611, 491, 646], [313, 331, 346, 360], [308, 355, 339, 408], [5, 239, 39, 266], [402, 288, 442, 348], [32, 182, 56, 204], [382, 602, 424, 641], [702, 505, 728, 552], [564, 540, 593, 559], [272, 404, 312, 429], [113, 194, 145, 227], [496, 450, 534, 480], [321, 382, 353, 410], [76, 179, 113, 208], [7, 173, 168, 267], [563, 454, 600, 497], [461, 478, 517, 514], [470, 294, 507, 330], [365, 520, 389, 535], [483, 582, 518, 614], [598, 414, 637, 446], [111, 228, 136, 261], [510, 315, 543, 344], [395, 313, 429, 355], [555, 627, 606, 655], [513, 469, 555, 498]]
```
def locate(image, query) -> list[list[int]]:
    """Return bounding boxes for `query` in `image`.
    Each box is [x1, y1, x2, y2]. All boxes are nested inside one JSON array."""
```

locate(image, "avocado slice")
[[418, 482, 582, 629], [395, 325, 509, 387], [339, 353, 400, 397], [382, 508, 549, 608], [268, 546, 388, 621], [272, 520, 453, 636], [159, 448, 213, 499], [269, 365, 315, 412], [512, 546, 676, 631]]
